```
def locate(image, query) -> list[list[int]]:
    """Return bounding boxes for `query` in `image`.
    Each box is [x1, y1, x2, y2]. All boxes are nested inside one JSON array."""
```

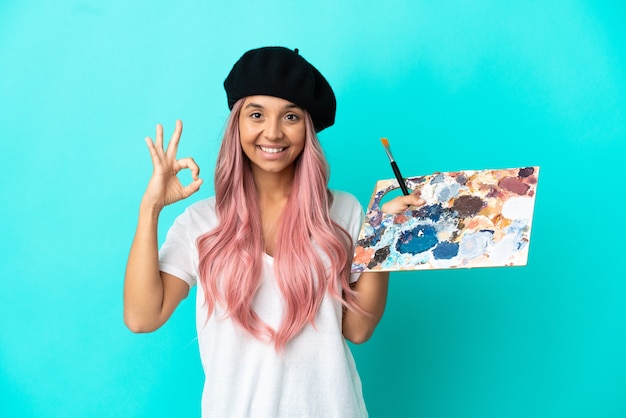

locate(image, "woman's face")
[[238, 95, 306, 178]]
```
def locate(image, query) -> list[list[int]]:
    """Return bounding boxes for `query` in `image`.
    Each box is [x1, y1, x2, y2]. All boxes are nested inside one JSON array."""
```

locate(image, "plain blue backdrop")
[[1, 1, 625, 417]]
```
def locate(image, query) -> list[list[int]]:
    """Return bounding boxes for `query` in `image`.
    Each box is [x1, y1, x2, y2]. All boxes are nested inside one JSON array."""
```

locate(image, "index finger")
[[404, 193, 425, 208]]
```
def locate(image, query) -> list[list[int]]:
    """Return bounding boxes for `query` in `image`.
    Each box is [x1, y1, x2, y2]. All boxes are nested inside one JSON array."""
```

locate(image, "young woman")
[[124, 47, 423, 417]]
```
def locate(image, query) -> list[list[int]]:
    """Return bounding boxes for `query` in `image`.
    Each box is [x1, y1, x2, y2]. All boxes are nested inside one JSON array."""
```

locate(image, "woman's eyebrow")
[[244, 102, 302, 110], [245, 102, 264, 109]]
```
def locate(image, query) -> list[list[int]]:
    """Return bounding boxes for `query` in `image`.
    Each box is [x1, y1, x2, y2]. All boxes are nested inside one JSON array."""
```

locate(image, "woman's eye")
[[250, 112, 262, 119], [285, 113, 299, 121]]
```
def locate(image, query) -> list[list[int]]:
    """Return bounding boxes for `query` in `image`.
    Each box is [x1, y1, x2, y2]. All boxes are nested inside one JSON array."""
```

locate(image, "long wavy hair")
[[196, 99, 360, 351]]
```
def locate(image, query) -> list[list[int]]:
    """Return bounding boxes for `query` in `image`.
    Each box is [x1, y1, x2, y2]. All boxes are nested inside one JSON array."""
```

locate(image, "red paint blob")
[[499, 176, 530, 195]]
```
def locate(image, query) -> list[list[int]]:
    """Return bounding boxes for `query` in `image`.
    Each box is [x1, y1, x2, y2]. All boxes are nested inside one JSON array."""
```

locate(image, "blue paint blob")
[[433, 241, 460, 259], [396, 225, 438, 255], [437, 182, 461, 201], [458, 231, 494, 259], [415, 204, 445, 222], [431, 173, 445, 184]]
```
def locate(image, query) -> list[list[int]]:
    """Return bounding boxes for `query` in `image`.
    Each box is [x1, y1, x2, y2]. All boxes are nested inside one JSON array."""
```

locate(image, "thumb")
[[181, 178, 203, 198]]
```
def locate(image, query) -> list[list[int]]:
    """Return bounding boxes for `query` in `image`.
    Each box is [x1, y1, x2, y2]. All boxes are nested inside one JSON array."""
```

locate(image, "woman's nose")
[[263, 118, 284, 140]]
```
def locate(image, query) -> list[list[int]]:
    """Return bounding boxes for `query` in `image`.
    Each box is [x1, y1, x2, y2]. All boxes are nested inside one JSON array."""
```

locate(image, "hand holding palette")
[[351, 167, 539, 272]]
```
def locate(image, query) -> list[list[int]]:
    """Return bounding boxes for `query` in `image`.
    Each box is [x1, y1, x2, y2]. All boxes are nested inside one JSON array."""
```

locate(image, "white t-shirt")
[[159, 190, 367, 417]]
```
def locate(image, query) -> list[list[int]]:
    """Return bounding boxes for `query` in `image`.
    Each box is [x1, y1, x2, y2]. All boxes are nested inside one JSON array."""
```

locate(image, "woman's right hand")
[[380, 188, 425, 215], [142, 120, 203, 210]]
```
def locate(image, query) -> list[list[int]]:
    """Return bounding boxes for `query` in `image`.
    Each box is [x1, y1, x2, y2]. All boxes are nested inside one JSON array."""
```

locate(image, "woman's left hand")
[[380, 189, 426, 214]]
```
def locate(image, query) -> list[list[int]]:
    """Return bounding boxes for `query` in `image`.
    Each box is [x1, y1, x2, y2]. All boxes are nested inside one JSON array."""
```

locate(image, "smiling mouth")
[[258, 146, 286, 153]]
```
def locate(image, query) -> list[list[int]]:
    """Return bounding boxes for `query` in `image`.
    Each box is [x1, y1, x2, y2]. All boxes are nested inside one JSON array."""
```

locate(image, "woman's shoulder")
[[170, 197, 218, 230], [329, 190, 363, 221], [330, 189, 361, 209], [183, 196, 217, 214]]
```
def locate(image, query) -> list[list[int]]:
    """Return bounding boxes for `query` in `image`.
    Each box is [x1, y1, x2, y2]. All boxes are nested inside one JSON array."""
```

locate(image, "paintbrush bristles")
[[380, 137, 395, 162]]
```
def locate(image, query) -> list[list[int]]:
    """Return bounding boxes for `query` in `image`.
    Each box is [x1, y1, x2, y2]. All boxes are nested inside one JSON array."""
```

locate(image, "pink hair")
[[196, 99, 360, 351]]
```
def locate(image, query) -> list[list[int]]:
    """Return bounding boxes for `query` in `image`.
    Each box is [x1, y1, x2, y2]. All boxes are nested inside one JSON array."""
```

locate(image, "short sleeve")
[[159, 208, 201, 288], [330, 190, 364, 284], [159, 198, 218, 287]]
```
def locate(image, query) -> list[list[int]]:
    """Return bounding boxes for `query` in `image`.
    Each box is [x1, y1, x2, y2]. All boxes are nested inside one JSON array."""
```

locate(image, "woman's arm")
[[123, 205, 190, 333], [123, 120, 202, 333], [342, 191, 424, 344], [342, 271, 389, 344]]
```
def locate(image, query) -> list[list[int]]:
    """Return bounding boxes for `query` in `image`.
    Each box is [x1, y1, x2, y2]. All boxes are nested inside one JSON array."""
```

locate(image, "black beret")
[[224, 46, 336, 132]]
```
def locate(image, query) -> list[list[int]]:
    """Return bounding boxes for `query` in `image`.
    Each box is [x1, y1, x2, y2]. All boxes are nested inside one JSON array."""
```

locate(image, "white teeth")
[[259, 146, 285, 153]]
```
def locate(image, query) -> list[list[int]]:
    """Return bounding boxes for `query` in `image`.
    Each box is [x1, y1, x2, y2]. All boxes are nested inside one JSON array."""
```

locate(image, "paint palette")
[[351, 167, 539, 272]]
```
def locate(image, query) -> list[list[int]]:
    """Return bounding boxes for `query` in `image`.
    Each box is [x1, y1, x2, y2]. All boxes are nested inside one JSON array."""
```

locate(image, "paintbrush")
[[380, 138, 410, 195]]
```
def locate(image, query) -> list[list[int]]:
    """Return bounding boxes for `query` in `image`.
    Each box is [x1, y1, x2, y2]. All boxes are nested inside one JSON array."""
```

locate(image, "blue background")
[[1, 1, 625, 417]]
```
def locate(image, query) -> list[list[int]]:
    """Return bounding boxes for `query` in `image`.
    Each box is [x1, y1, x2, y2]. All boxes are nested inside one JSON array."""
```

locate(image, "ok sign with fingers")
[[142, 120, 203, 210]]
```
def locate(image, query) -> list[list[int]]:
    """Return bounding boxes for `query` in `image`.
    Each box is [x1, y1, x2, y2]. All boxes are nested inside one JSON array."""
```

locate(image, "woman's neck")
[[251, 169, 294, 257], [251, 167, 295, 203]]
